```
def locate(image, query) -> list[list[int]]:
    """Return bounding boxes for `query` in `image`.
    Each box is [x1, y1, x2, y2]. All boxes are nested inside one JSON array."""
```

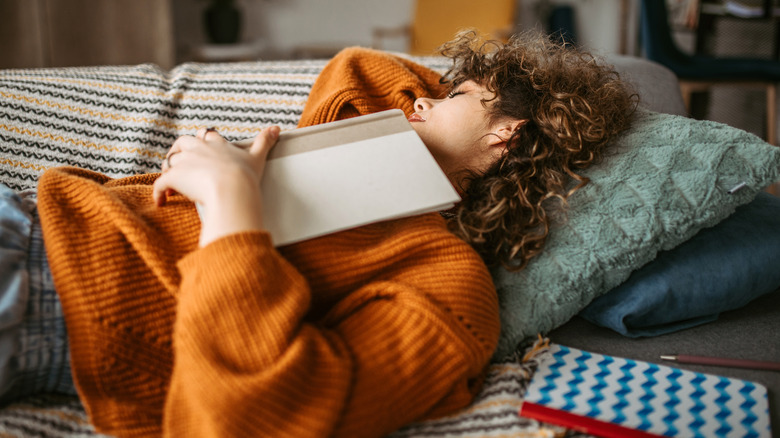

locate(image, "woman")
[[0, 31, 635, 437]]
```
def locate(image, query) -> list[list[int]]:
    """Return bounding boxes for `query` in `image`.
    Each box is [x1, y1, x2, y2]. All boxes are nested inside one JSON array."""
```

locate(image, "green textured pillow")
[[490, 109, 780, 359]]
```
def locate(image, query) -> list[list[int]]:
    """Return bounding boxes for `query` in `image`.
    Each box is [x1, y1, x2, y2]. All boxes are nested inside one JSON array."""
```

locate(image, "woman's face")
[[409, 80, 521, 188]]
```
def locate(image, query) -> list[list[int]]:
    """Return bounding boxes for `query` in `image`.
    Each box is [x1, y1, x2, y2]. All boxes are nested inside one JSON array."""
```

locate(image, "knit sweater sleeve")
[[166, 225, 499, 438]]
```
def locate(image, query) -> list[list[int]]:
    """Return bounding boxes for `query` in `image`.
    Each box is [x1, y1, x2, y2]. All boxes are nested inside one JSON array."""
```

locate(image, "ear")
[[486, 119, 528, 148]]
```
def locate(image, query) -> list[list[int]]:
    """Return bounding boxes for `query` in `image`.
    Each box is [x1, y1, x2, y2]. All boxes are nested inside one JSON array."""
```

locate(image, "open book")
[[200, 109, 460, 246]]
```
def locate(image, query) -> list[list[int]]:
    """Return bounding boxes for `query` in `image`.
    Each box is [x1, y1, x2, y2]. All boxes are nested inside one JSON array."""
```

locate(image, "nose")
[[414, 96, 439, 112]]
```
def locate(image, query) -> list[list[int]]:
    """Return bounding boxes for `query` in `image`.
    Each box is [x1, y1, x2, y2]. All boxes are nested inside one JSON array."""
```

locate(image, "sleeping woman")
[[0, 31, 635, 437]]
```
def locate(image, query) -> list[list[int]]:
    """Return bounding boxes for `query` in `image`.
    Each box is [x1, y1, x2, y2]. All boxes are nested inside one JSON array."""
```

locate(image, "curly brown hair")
[[438, 30, 638, 271]]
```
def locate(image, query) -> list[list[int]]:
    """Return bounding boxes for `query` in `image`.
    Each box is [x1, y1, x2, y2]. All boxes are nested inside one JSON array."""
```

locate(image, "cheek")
[[459, 132, 501, 173]]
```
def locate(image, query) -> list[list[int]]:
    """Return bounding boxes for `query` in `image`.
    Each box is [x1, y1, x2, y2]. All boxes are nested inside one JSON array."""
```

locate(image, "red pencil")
[[660, 354, 780, 372], [519, 402, 662, 438]]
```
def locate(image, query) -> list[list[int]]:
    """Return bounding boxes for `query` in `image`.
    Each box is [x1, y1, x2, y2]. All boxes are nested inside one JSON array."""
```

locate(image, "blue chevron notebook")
[[520, 344, 772, 438]]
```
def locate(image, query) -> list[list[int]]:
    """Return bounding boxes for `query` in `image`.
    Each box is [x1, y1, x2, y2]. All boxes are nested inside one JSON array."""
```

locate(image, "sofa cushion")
[[490, 109, 780, 359], [580, 192, 780, 336]]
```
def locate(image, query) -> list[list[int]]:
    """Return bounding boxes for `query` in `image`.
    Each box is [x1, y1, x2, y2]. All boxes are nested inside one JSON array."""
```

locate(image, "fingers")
[[249, 126, 280, 159], [162, 150, 177, 173], [156, 126, 280, 206], [162, 136, 196, 172], [196, 127, 220, 141], [162, 130, 224, 172], [152, 171, 173, 206], [161, 152, 175, 173]]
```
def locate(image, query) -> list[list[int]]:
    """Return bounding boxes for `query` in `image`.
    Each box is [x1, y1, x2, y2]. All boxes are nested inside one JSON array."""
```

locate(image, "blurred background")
[[0, 0, 777, 143], [0, 0, 640, 67]]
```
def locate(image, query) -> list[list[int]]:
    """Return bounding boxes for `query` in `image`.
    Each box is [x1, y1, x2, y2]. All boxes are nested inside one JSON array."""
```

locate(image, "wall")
[[173, 0, 639, 60], [244, 0, 415, 55], [0, 0, 47, 68], [1, 0, 175, 69], [544, 0, 640, 55], [174, 0, 414, 59]]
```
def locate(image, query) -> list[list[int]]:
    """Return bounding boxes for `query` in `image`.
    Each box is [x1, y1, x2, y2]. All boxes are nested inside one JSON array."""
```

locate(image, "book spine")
[[519, 402, 663, 438]]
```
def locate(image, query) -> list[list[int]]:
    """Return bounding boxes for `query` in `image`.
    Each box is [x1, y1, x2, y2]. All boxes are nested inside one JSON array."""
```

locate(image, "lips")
[[407, 113, 425, 123]]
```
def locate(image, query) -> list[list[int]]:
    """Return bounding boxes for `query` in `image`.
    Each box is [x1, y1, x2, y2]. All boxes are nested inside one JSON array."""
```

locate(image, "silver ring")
[[164, 151, 179, 169]]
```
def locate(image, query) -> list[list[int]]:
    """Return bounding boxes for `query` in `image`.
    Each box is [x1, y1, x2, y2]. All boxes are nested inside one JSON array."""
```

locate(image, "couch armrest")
[[607, 55, 687, 116]]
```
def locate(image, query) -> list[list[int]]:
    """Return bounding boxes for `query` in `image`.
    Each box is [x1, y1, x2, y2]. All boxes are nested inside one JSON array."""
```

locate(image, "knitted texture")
[[491, 109, 780, 358], [35, 48, 500, 438], [298, 47, 446, 126]]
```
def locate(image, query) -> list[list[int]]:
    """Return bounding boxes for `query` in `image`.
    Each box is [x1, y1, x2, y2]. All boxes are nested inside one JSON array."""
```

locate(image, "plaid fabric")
[[15, 199, 75, 397], [0, 185, 75, 400], [0, 189, 74, 402]]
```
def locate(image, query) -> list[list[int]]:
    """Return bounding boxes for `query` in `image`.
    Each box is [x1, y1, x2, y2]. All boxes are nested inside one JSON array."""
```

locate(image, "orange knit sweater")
[[36, 48, 500, 438]]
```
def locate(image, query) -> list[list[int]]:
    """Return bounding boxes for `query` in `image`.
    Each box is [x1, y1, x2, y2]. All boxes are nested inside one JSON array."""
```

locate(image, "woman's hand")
[[153, 126, 280, 247]]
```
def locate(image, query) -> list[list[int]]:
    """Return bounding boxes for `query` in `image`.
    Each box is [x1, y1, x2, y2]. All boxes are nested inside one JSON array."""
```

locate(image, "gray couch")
[[0, 51, 775, 437]]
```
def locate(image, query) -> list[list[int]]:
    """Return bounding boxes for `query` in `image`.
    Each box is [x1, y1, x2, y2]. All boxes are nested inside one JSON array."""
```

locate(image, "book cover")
[[212, 109, 461, 246], [520, 344, 772, 438]]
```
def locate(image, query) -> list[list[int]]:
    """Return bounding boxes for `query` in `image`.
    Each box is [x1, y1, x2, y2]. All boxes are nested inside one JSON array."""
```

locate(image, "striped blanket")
[[0, 57, 584, 437], [0, 59, 331, 191]]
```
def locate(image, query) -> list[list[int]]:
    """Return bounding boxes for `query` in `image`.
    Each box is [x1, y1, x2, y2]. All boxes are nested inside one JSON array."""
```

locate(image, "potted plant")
[[204, 0, 242, 44]]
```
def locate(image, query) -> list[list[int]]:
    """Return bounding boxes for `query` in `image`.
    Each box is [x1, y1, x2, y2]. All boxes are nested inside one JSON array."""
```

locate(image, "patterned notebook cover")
[[520, 344, 772, 438]]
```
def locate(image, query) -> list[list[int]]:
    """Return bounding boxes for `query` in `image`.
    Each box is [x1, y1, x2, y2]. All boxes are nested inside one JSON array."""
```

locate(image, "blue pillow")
[[579, 192, 780, 336]]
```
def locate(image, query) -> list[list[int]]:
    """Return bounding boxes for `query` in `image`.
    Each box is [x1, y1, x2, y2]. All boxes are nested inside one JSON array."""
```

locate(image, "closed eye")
[[447, 90, 465, 99]]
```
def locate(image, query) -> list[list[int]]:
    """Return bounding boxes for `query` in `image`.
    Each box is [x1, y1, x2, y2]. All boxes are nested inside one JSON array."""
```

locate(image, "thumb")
[[152, 171, 174, 207], [250, 126, 280, 159]]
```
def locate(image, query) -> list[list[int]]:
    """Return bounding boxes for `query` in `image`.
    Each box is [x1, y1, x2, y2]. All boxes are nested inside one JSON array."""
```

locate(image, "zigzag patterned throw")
[[0, 57, 452, 192], [1, 60, 328, 190], [521, 344, 772, 438]]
